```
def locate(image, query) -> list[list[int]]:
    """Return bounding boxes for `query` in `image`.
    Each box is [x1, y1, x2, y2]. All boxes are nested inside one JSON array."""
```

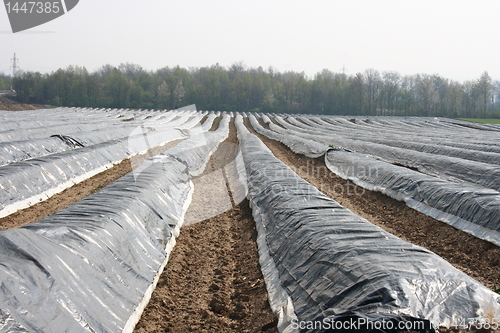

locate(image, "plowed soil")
[[0, 96, 51, 111], [4, 99, 499, 333], [135, 119, 279, 333], [134, 199, 278, 333]]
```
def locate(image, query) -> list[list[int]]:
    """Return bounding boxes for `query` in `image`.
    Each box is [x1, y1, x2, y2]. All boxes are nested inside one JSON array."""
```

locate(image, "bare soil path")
[[135, 119, 278, 333], [134, 199, 278, 333], [0, 96, 51, 111]]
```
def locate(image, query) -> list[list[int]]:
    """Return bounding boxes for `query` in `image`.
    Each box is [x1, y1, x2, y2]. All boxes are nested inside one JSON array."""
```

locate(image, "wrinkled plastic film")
[[295, 116, 500, 165], [0, 108, 201, 165], [270, 115, 500, 190], [0, 129, 187, 219], [262, 114, 500, 246], [236, 119, 500, 332], [235, 115, 299, 333], [325, 148, 500, 246], [248, 115, 328, 158], [0, 117, 228, 332], [0, 155, 193, 333], [166, 114, 230, 177], [0, 110, 209, 218]]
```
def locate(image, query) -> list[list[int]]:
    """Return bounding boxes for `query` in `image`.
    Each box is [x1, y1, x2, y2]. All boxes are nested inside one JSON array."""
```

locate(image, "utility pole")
[[341, 65, 348, 77], [340, 65, 348, 81], [10, 53, 19, 77]]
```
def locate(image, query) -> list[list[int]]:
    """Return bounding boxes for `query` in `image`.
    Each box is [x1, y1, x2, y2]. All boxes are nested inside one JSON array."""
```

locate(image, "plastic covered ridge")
[[235, 117, 500, 332], [166, 114, 230, 176], [0, 129, 187, 219], [0, 153, 193, 333], [325, 148, 500, 246], [235, 115, 299, 333], [0, 113, 230, 332], [269, 115, 500, 190], [0, 109, 210, 218], [264, 114, 500, 246], [248, 115, 328, 158], [0, 108, 201, 165], [295, 116, 500, 165]]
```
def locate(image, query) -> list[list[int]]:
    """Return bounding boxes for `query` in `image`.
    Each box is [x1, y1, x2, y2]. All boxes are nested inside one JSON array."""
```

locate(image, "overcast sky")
[[1, 0, 498, 82]]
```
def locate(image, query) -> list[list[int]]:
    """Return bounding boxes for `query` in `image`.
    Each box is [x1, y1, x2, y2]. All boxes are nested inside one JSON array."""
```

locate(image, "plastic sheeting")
[[0, 128, 188, 219], [281, 115, 500, 156], [294, 116, 500, 166], [309, 116, 500, 154], [0, 116, 228, 332], [0, 137, 76, 167], [265, 116, 500, 191], [0, 154, 193, 333], [200, 113, 218, 132], [325, 148, 500, 247], [248, 115, 328, 158], [235, 115, 298, 333], [0, 108, 128, 143], [0, 109, 201, 165], [317, 116, 500, 144], [235, 116, 500, 333], [164, 114, 230, 177], [0, 109, 211, 218], [260, 113, 500, 245], [0, 124, 167, 167]]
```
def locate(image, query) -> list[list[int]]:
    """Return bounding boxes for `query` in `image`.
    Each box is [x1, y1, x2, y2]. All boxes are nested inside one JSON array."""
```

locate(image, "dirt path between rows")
[[0, 159, 132, 229], [135, 119, 278, 333], [245, 117, 500, 291], [134, 199, 278, 333]]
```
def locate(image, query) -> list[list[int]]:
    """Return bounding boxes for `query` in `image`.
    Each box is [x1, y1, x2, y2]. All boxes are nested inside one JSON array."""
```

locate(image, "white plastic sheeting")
[[307, 115, 500, 154], [0, 136, 77, 167], [235, 115, 500, 332], [248, 115, 328, 158], [266, 115, 500, 191], [0, 110, 209, 219], [295, 116, 500, 165], [0, 154, 194, 333], [0, 109, 201, 165], [326, 148, 500, 247], [0, 115, 228, 332], [0, 108, 127, 142], [0, 129, 188, 219], [235, 115, 299, 333], [166, 114, 230, 176], [254, 113, 500, 246]]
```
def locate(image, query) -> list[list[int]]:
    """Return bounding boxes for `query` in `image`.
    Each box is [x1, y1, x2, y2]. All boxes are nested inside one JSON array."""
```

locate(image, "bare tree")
[[462, 80, 479, 118], [173, 79, 185, 107], [156, 80, 170, 108], [476, 71, 493, 118], [415, 75, 438, 116], [364, 69, 381, 114], [494, 80, 500, 114], [380, 71, 401, 115]]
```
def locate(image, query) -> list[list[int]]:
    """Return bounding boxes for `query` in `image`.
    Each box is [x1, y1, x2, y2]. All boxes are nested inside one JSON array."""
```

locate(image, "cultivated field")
[[0, 102, 499, 333]]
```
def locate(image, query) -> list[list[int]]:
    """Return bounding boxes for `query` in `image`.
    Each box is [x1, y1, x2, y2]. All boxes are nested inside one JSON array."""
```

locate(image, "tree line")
[[4, 63, 500, 118]]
